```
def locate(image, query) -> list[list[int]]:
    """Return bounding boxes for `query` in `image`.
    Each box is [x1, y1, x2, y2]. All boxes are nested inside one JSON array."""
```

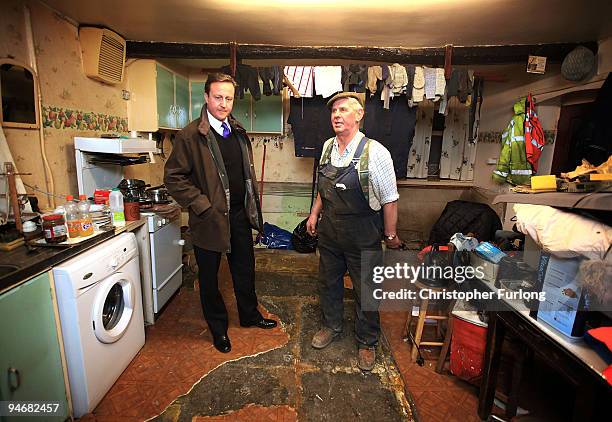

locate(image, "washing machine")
[[53, 232, 145, 418]]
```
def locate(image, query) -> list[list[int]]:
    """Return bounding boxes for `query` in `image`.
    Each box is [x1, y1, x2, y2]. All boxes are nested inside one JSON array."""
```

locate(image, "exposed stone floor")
[[80, 249, 414, 422]]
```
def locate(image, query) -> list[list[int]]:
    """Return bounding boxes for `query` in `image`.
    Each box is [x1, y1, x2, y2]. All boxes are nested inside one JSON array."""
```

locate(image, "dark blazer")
[[164, 108, 263, 253]]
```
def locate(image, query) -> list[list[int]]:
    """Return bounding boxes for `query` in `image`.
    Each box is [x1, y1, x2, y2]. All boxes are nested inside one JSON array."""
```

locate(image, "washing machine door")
[[92, 271, 137, 344]]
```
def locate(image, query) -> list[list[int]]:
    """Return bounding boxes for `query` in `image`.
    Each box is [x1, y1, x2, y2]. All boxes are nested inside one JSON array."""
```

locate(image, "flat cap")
[[326, 92, 365, 109]]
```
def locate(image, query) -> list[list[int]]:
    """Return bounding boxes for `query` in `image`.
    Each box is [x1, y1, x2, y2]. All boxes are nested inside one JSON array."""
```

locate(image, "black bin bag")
[[291, 218, 317, 253]]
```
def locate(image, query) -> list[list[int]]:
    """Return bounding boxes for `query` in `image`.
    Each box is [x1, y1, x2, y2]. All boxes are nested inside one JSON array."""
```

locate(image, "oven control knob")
[[110, 258, 119, 269], [162, 218, 166, 225], [157, 221, 162, 227], [177, 239, 185, 246]]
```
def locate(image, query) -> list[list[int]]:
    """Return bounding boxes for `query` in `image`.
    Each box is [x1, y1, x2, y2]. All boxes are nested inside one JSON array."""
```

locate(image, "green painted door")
[[231, 93, 252, 130], [190, 82, 206, 121], [174, 74, 190, 128], [252, 84, 283, 133], [156, 64, 175, 128], [0, 272, 69, 421]]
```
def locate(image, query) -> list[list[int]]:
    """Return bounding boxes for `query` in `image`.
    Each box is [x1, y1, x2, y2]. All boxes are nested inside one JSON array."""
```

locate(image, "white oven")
[[142, 212, 183, 313], [72, 136, 183, 321]]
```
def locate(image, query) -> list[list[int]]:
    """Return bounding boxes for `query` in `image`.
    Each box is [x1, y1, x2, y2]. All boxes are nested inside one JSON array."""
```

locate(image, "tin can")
[[125, 200, 140, 221]]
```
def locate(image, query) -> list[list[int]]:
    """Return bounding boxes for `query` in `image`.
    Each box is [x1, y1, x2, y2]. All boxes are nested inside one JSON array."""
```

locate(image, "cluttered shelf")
[[493, 155, 611, 211], [477, 292, 611, 421], [473, 277, 609, 378], [493, 192, 612, 211]]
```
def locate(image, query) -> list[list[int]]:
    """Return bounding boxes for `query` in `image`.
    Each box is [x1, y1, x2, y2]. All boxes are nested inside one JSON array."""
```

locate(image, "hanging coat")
[[524, 94, 546, 173], [492, 98, 532, 185]]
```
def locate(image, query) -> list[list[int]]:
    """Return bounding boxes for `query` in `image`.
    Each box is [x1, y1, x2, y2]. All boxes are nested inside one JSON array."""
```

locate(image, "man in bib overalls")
[[306, 92, 402, 371]]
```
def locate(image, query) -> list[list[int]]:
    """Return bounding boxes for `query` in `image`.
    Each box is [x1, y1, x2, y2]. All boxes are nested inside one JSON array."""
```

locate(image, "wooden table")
[[475, 278, 611, 420]]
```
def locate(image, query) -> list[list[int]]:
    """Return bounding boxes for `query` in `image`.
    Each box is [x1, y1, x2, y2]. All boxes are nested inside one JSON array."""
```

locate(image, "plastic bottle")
[[54, 204, 66, 216], [109, 188, 126, 226], [54, 203, 69, 237], [77, 194, 94, 236], [65, 195, 80, 238]]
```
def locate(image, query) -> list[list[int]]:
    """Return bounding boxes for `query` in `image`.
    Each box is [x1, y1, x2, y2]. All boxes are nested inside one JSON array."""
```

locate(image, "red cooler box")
[[450, 311, 488, 383]]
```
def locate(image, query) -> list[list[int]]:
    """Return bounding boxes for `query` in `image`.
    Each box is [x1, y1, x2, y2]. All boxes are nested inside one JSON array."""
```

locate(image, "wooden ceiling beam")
[[126, 41, 598, 65], [127, 42, 230, 59]]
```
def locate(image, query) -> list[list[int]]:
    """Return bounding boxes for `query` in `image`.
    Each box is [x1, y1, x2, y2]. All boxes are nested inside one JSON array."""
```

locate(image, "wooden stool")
[[404, 280, 456, 372]]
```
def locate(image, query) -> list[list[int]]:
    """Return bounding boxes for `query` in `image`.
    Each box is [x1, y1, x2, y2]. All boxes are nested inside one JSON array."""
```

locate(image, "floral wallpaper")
[[42, 105, 128, 132]]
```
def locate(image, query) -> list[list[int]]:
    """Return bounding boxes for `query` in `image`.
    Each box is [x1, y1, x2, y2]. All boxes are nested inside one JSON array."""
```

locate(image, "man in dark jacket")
[[164, 73, 277, 354]]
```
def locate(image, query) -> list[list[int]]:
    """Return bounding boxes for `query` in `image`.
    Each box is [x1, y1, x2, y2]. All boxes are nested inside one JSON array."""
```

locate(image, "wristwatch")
[[385, 234, 397, 241]]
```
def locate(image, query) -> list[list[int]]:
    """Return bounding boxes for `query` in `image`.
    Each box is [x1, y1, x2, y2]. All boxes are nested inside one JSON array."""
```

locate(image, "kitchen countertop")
[[0, 218, 147, 295], [116, 218, 147, 234]]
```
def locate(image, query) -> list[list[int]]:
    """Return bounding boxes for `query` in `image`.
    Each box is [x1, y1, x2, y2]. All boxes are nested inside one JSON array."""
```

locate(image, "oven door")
[[150, 218, 183, 311]]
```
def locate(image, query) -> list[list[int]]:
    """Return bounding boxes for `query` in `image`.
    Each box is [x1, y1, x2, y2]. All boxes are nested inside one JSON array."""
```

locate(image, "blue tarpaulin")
[[259, 222, 293, 249]]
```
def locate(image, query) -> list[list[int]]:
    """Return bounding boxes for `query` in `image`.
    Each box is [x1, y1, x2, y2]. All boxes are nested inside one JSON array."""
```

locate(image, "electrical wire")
[[24, 4, 56, 209], [22, 182, 68, 200], [407, 331, 425, 367]]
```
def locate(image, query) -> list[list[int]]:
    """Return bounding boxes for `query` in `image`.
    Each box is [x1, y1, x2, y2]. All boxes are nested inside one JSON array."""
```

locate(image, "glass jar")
[[43, 213, 68, 243]]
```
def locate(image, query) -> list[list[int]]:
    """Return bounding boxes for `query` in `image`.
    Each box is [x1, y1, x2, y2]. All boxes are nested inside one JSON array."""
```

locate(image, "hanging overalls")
[[317, 136, 383, 347]]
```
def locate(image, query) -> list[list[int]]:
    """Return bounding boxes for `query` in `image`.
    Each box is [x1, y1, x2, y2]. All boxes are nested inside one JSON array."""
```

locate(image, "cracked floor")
[[152, 249, 413, 422]]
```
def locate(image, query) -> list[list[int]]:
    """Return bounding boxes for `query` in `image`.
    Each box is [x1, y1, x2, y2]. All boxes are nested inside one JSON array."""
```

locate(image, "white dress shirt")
[[207, 110, 231, 137]]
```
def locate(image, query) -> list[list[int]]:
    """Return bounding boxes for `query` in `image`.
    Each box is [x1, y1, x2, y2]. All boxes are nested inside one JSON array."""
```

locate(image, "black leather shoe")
[[212, 334, 231, 353], [240, 318, 277, 329]]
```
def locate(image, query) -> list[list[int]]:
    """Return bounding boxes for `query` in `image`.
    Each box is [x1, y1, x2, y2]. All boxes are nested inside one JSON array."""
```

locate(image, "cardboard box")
[[536, 255, 586, 340], [470, 252, 500, 283]]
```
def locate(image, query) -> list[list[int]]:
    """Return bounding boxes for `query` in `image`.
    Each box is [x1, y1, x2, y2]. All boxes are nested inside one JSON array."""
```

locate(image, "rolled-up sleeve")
[[369, 142, 399, 205]]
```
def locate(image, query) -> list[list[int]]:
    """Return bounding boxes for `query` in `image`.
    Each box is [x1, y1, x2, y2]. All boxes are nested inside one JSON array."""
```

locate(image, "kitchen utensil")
[[118, 179, 150, 202], [118, 178, 148, 189], [146, 187, 169, 204], [139, 200, 153, 210]]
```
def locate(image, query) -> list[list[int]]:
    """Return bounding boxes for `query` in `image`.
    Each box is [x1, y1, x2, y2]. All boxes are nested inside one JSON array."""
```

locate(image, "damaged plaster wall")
[[140, 38, 612, 230], [251, 137, 313, 184], [475, 37, 611, 192], [473, 64, 562, 193], [1, 0, 128, 209], [241, 57, 610, 238]]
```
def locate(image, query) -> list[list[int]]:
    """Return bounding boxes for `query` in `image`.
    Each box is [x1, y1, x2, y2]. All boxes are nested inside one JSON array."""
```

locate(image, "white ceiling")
[[43, 0, 612, 48]]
